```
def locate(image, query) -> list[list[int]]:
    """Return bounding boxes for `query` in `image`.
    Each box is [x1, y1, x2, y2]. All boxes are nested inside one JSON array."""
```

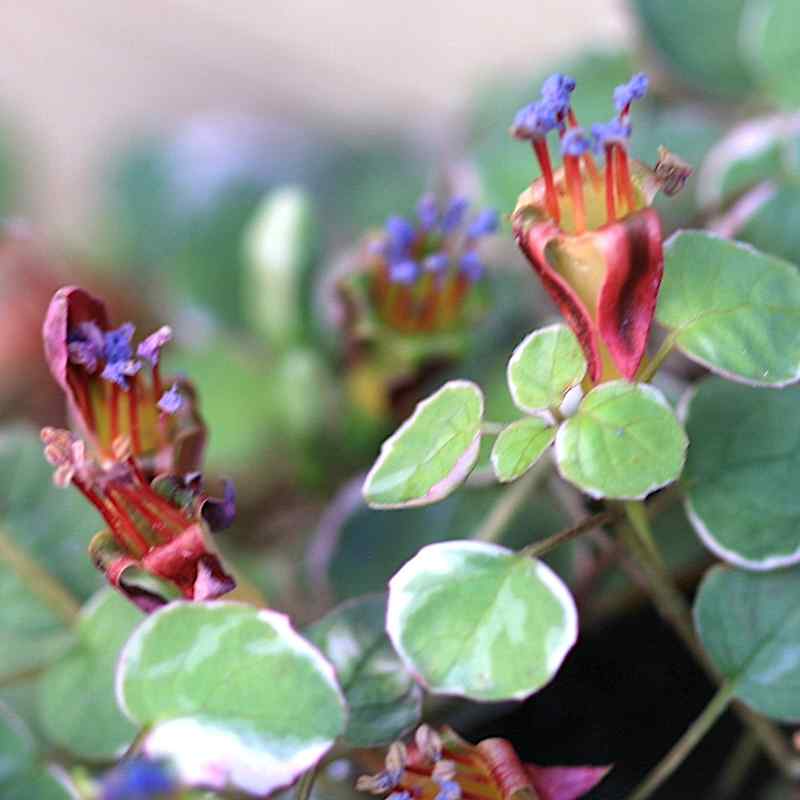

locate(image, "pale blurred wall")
[[3, 0, 631, 241]]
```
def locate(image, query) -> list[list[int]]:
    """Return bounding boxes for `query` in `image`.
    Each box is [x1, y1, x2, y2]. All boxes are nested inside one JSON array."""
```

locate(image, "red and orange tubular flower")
[[41, 286, 236, 612], [43, 286, 205, 477], [511, 73, 681, 384], [356, 725, 609, 800]]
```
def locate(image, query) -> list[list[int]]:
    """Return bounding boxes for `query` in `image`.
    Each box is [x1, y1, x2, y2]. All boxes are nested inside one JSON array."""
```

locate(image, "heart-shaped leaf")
[[695, 565, 800, 721], [491, 418, 555, 483], [657, 231, 800, 386], [307, 594, 421, 747], [683, 377, 800, 569], [387, 541, 577, 701], [37, 589, 142, 759], [507, 325, 586, 414], [554, 381, 687, 500], [118, 602, 347, 795], [363, 381, 483, 508]]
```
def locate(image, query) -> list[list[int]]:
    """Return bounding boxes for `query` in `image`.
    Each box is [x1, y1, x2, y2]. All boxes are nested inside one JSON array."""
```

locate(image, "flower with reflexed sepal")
[[511, 73, 691, 384], [356, 725, 609, 800], [41, 286, 237, 611]]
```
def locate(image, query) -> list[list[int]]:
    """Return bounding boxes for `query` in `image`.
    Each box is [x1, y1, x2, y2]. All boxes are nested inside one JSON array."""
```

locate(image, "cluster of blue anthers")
[[509, 72, 650, 232], [374, 194, 499, 287], [68, 320, 182, 413]]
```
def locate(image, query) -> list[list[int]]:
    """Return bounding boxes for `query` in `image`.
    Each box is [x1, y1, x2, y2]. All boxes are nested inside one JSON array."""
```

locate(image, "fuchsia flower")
[[356, 725, 609, 800], [41, 286, 236, 612], [511, 73, 689, 383]]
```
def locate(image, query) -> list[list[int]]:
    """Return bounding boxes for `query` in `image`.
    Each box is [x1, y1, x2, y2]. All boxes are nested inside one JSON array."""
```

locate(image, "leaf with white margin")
[[363, 381, 483, 509], [117, 602, 347, 796], [656, 231, 800, 387], [491, 418, 555, 483], [695, 565, 800, 721], [683, 377, 800, 570], [306, 594, 422, 747], [387, 541, 577, 701], [37, 589, 141, 760], [555, 381, 687, 500], [507, 324, 586, 413]]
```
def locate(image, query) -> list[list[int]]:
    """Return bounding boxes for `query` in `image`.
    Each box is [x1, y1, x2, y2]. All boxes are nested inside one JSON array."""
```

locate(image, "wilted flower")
[[43, 286, 204, 477], [42, 427, 235, 612], [511, 72, 690, 383], [356, 725, 609, 800], [41, 286, 236, 611]]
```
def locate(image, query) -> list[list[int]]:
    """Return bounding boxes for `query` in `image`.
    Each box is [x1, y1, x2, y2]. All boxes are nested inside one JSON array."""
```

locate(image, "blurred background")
[[3, 0, 800, 798]]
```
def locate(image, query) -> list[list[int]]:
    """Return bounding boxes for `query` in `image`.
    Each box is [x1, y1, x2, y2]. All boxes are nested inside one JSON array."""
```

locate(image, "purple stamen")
[[157, 384, 183, 414], [441, 197, 469, 233], [137, 325, 173, 366], [467, 209, 499, 240], [388, 259, 420, 285]]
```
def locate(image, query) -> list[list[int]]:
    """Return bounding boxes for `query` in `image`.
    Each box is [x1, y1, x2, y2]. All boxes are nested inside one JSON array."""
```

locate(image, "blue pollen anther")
[[541, 72, 576, 99], [590, 119, 632, 152], [416, 192, 439, 229], [460, 251, 485, 282], [389, 259, 420, 285], [424, 252, 450, 273], [385, 216, 416, 257], [441, 197, 469, 233], [158, 384, 183, 414], [467, 209, 499, 239], [103, 323, 135, 364], [511, 100, 559, 140], [100, 757, 176, 800], [614, 72, 649, 112], [561, 128, 591, 157]]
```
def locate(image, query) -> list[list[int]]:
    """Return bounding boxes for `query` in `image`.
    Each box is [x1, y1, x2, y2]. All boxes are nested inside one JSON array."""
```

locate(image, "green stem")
[[522, 509, 618, 559], [473, 462, 546, 544], [295, 764, 319, 800], [0, 525, 80, 625], [616, 510, 800, 780], [711, 729, 761, 800], [628, 681, 737, 800], [480, 421, 505, 436], [637, 333, 677, 383], [623, 501, 666, 569]]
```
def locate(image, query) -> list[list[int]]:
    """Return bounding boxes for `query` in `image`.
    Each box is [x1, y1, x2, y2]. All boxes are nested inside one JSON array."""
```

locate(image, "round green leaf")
[[0, 706, 73, 800], [37, 589, 141, 760], [695, 565, 800, 721], [657, 231, 800, 386], [306, 595, 421, 747], [491, 418, 555, 483], [683, 377, 800, 569], [387, 541, 577, 701], [744, 0, 800, 109], [555, 381, 687, 500], [363, 381, 483, 509], [507, 325, 586, 414], [118, 602, 347, 795], [633, 0, 756, 98]]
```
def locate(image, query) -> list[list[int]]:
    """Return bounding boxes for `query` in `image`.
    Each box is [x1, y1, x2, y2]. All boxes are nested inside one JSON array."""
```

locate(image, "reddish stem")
[[615, 145, 636, 213], [67, 371, 96, 434], [114, 484, 177, 542], [564, 155, 586, 234], [103, 489, 151, 556], [532, 139, 560, 224], [604, 144, 617, 223], [72, 476, 119, 531]]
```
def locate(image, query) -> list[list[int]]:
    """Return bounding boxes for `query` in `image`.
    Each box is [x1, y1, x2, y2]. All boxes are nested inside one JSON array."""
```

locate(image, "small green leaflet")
[[363, 381, 483, 508], [491, 418, 555, 483]]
